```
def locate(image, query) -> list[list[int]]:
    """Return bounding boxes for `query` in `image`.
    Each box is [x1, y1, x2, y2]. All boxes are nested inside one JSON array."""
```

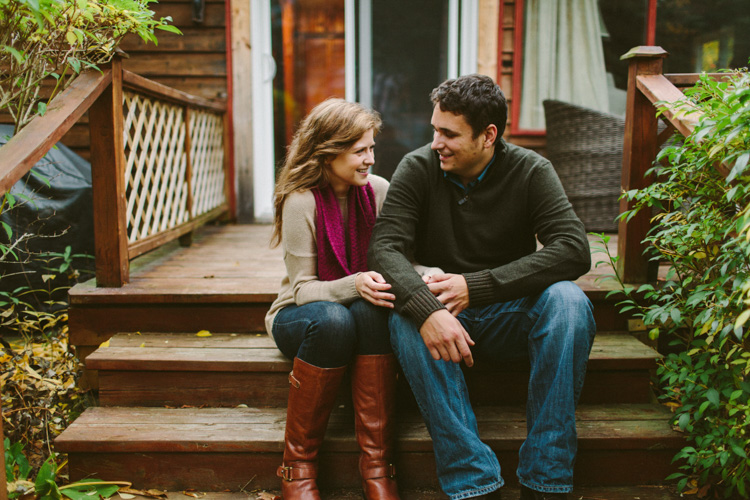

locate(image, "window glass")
[[599, 0, 646, 116], [369, 0, 451, 179], [518, 0, 620, 130], [655, 0, 750, 73]]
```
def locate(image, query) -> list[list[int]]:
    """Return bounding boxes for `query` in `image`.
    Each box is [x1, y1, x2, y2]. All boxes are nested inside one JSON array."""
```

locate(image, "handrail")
[[122, 70, 226, 113], [636, 74, 699, 138], [0, 69, 112, 195], [0, 55, 231, 288], [617, 46, 733, 283]]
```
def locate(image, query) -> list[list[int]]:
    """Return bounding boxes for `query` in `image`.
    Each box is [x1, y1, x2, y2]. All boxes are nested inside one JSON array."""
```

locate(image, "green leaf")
[[34, 456, 59, 499], [155, 24, 182, 35], [706, 388, 720, 407], [37, 101, 47, 116], [1, 222, 12, 240], [28, 169, 51, 187], [731, 444, 748, 459], [2, 45, 25, 64]]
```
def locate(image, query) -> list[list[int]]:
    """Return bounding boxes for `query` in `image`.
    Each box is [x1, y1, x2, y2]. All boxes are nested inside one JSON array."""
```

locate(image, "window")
[[511, 0, 749, 135]]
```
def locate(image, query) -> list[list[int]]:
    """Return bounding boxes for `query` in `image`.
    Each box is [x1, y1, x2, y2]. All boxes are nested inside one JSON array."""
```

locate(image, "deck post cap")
[[620, 46, 669, 61]]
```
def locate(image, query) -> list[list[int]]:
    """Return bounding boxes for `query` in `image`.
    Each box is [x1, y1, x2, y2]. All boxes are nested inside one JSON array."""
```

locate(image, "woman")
[[265, 98, 399, 500]]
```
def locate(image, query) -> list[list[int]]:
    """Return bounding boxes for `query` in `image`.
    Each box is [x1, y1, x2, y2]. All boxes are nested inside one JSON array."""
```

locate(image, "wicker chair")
[[543, 99, 624, 232]]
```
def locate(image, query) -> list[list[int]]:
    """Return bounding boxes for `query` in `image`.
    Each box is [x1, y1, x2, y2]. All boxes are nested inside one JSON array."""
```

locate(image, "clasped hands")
[[355, 270, 475, 367], [355, 271, 395, 308], [420, 273, 475, 367]]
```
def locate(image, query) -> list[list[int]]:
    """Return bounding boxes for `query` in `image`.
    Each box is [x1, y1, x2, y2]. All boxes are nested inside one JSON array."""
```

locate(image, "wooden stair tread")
[[54, 404, 682, 453], [86, 332, 658, 372]]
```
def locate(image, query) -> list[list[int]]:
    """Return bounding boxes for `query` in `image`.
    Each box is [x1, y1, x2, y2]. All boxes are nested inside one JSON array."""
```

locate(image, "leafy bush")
[[6, 441, 128, 499], [597, 69, 750, 498], [0, 0, 180, 132]]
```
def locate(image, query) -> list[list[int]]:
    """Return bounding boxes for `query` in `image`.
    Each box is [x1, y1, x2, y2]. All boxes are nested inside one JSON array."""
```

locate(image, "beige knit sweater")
[[264, 174, 390, 337]]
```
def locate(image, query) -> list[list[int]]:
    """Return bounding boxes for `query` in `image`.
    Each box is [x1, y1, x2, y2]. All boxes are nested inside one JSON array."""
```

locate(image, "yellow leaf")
[[196, 330, 212, 337], [66, 30, 77, 45], [139, 343, 145, 348], [100, 339, 110, 348], [735, 309, 750, 329]]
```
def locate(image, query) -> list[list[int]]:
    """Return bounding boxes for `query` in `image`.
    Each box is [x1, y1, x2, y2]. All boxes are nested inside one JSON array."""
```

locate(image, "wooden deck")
[[71, 223, 623, 304]]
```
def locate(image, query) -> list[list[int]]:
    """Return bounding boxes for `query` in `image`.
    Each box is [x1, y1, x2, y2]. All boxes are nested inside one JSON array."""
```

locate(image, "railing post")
[[618, 46, 668, 283], [89, 56, 129, 287]]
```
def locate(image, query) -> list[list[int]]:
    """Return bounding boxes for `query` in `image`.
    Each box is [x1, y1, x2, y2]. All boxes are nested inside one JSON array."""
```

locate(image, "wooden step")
[[86, 332, 659, 407], [55, 404, 682, 492]]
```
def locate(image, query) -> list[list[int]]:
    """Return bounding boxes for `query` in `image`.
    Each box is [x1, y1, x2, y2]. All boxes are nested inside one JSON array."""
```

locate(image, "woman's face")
[[327, 128, 375, 197]]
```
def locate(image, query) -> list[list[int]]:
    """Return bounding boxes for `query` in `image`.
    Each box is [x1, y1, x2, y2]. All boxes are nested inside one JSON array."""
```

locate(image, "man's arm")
[[368, 154, 475, 366], [461, 160, 591, 308]]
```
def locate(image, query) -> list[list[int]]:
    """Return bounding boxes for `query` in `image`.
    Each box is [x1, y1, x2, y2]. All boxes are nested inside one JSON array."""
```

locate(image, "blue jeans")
[[273, 299, 392, 368], [390, 281, 596, 498]]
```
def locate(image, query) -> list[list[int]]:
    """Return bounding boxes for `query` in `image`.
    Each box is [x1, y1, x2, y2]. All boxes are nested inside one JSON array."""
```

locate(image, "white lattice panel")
[[190, 110, 226, 217], [123, 91, 189, 242]]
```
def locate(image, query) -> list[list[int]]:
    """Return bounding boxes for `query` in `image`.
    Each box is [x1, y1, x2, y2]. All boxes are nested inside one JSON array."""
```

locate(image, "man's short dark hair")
[[430, 74, 507, 139]]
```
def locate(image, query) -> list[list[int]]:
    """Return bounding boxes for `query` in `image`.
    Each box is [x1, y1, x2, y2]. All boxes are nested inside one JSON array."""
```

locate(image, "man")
[[367, 74, 596, 500]]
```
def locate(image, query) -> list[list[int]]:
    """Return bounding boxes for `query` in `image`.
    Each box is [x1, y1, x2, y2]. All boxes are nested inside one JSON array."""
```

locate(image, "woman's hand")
[[355, 271, 396, 308]]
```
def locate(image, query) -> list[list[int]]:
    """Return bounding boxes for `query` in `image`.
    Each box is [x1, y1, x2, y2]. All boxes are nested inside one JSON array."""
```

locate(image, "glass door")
[[362, 0, 455, 180]]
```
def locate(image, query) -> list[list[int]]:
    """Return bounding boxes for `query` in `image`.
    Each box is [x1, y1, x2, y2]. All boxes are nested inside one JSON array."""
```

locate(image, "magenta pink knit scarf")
[[312, 183, 377, 281]]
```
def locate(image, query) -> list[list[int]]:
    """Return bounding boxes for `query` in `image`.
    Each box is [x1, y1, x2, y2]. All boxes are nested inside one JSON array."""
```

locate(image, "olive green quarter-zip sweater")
[[367, 139, 591, 327]]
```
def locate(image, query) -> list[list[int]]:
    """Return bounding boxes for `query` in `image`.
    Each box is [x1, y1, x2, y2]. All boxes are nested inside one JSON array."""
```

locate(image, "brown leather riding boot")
[[351, 354, 400, 500], [277, 357, 347, 500]]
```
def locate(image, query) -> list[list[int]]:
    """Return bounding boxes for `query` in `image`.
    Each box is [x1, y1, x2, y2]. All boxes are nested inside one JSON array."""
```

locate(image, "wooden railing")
[[617, 46, 729, 284], [0, 56, 230, 287]]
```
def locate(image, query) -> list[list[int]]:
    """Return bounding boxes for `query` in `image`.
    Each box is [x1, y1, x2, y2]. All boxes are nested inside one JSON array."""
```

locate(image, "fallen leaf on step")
[[118, 488, 166, 499], [181, 490, 206, 498], [196, 330, 212, 337], [139, 343, 145, 348], [256, 491, 280, 500], [100, 339, 110, 348], [118, 493, 136, 499]]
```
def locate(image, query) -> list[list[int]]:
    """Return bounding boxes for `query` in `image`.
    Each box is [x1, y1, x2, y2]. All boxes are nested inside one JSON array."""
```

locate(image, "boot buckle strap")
[[288, 371, 300, 388], [362, 463, 396, 480], [277, 464, 317, 481]]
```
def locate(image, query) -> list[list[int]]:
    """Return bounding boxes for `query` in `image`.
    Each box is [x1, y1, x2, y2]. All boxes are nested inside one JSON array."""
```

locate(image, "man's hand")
[[355, 271, 396, 308], [419, 309, 475, 367], [426, 273, 470, 316]]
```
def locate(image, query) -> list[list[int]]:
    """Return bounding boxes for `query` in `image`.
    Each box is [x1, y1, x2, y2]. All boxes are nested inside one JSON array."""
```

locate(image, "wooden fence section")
[[0, 56, 229, 288], [92, 57, 229, 286], [617, 46, 730, 283]]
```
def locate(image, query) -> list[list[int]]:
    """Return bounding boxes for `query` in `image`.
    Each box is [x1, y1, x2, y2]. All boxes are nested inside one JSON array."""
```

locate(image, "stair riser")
[[96, 368, 654, 407], [65, 448, 677, 491], [71, 301, 625, 351]]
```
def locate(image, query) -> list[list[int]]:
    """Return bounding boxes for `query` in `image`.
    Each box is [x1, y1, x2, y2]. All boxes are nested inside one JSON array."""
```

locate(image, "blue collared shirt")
[[443, 154, 496, 193]]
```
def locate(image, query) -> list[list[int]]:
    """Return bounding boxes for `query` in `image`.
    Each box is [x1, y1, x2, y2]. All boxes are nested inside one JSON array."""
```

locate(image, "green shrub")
[[0, 0, 180, 133], [596, 68, 750, 498]]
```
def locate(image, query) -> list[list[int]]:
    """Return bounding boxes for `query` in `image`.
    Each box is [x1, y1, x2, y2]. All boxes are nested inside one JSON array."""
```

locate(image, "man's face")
[[430, 106, 494, 185]]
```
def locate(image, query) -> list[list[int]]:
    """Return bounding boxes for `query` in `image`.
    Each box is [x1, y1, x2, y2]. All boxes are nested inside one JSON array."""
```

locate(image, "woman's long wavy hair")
[[271, 98, 382, 247]]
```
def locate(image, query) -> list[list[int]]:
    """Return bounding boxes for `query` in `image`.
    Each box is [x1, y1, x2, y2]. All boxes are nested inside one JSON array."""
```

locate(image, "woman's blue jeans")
[[390, 281, 596, 499], [273, 299, 392, 368]]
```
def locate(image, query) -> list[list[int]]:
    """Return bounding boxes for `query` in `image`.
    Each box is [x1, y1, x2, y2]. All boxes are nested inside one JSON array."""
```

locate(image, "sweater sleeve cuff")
[[402, 287, 446, 328], [463, 269, 496, 307]]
